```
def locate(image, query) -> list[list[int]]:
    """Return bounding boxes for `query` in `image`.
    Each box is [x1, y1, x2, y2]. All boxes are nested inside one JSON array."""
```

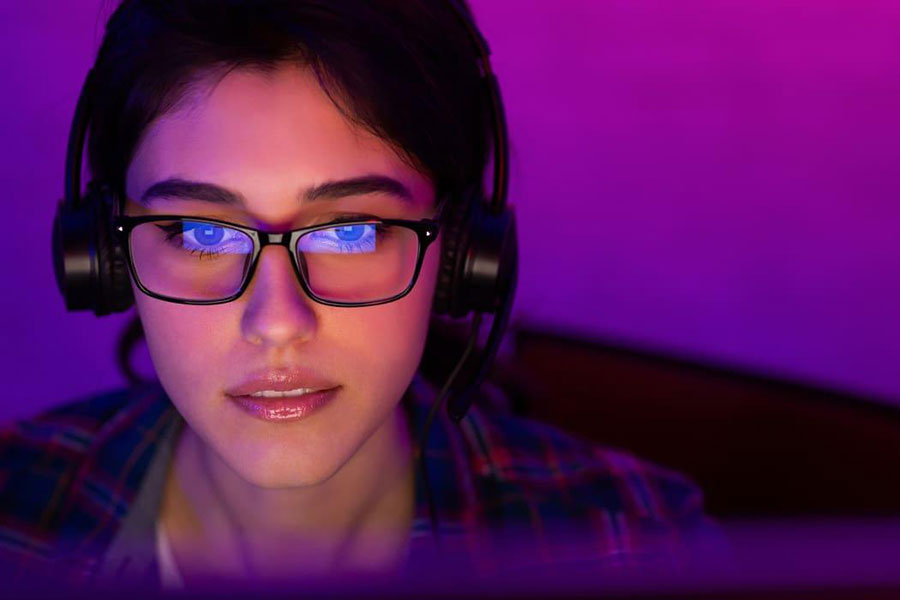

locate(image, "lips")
[[225, 368, 341, 423], [225, 367, 340, 398]]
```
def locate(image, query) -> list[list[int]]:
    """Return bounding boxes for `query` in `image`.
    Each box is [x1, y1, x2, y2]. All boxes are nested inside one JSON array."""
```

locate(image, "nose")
[[240, 245, 318, 347]]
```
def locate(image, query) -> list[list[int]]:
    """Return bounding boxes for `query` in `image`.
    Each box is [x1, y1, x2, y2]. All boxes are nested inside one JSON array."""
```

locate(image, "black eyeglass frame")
[[113, 214, 442, 308]]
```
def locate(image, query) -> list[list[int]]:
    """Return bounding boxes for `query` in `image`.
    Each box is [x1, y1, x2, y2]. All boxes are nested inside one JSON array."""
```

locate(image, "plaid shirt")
[[0, 374, 714, 587]]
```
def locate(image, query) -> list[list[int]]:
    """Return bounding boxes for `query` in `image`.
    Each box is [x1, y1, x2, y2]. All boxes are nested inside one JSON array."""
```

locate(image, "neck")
[[160, 404, 416, 581]]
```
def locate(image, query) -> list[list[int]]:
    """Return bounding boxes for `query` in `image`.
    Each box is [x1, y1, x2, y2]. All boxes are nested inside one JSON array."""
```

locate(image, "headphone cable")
[[413, 312, 483, 548]]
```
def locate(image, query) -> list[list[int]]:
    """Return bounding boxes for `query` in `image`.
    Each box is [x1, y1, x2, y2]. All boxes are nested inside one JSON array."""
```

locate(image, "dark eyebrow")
[[140, 179, 243, 206], [139, 175, 413, 207], [304, 175, 413, 203]]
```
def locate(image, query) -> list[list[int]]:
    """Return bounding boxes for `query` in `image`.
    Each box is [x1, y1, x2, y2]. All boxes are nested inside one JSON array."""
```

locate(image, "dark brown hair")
[[88, 0, 490, 203]]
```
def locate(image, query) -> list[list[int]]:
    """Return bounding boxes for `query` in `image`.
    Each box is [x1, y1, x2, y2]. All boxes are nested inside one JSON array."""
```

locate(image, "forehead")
[[125, 64, 433, 217]]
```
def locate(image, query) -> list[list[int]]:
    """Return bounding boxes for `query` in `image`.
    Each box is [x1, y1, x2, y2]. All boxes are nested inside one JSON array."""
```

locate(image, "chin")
[[222, 440, 349, 489], [242, 468, 338, 490], [226, 447, 345, 489]]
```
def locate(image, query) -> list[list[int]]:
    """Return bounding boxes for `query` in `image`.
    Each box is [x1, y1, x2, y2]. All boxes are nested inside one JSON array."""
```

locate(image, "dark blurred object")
[[498, 326, 900, 518]]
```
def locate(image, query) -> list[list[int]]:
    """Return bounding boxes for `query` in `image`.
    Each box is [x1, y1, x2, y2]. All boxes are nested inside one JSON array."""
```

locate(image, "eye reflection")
[[193, 223, 225, 245], [155, 220, 254, 259], [298, 223, 380, 255]]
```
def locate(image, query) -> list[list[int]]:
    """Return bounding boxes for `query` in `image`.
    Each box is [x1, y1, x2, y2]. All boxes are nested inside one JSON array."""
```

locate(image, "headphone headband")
[[444, 0, 510, 214], [64, 68, 95, 211]]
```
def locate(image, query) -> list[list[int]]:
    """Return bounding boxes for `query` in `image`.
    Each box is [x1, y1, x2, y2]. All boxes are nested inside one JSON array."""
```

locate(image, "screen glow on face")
[[121, 64, 441, 495]]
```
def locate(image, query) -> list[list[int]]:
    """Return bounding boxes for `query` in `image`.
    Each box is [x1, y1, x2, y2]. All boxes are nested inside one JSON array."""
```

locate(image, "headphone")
[[51, 0, 517, 423]]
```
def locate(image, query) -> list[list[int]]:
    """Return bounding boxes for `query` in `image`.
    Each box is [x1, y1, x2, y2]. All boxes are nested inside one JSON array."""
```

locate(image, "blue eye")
[[193, 224, 225, 245], [334, 224, 366, 242], [156, 220, 253, 259], [298, 223, 380, 254]]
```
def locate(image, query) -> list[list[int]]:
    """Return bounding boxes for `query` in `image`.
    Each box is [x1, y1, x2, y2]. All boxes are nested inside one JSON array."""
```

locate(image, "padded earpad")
[[432, 191, 517, 318], [52, 196, 97, 312], [52, 182, 133, 316], [433, 193, 475, 317], [458, 200, 517, 314]]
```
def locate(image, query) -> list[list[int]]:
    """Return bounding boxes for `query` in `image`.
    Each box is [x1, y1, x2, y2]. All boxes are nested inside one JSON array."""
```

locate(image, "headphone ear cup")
[[432, 193, 518, 318], [52, 197, 97, 312], [51, 183, 133, 316], [460, 200, 517, 314]]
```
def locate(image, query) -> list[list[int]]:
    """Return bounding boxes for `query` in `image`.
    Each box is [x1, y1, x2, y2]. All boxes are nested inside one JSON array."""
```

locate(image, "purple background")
[[1, 1, 899, 422]]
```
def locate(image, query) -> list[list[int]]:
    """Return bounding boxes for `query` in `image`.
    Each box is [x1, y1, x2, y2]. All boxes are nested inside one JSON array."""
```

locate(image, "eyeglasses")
[[114, 214, 441, 307]]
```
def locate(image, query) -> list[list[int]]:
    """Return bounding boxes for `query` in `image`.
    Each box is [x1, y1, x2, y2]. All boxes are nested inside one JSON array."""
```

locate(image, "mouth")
[[228, 386, 340, 422], [225, 368, 341, 422], [247, 388, 323, 398]]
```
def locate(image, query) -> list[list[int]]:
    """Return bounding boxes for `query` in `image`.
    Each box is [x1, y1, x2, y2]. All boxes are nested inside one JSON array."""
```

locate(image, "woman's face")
[[124, 64, 440, 488]]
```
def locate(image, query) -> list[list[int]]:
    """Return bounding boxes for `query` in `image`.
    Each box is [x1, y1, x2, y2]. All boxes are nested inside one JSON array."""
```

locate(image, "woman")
[[1, 0, 712, 590]]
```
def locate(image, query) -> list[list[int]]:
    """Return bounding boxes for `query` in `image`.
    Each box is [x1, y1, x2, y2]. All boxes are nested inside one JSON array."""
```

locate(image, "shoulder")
[[0, 383, 173, 570], [459, 404, 705, 527], [0, 384, 159, 478], [0, 387, 139, 501]]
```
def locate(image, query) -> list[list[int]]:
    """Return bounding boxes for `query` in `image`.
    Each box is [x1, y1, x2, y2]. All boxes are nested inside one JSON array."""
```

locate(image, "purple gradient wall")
[[1, 1, 898, 422]]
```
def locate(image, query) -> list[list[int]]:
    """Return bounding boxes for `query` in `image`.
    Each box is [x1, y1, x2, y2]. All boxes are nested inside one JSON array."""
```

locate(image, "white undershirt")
[[155, 519, 186, 590]]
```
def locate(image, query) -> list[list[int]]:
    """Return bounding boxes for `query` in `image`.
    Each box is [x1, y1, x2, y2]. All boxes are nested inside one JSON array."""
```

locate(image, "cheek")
[[131, 282, 237, 396], [322, 237, 441, 394]]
